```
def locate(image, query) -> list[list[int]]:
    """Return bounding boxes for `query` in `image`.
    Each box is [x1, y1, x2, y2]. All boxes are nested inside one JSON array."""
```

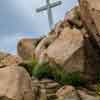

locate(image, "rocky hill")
[[0, 0, 100, 100]]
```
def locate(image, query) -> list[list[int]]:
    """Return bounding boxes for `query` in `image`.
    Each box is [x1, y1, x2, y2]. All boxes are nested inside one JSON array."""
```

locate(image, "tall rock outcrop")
[[34, 6, 100, 78], [46, 27, 84, 73], [79, 0, 100, 48], [17, 5, 100, 79]]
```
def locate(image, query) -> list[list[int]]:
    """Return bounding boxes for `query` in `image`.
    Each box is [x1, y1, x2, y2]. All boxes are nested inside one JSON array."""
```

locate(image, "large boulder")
[[33, 4, 100, 78], [0, 66, 34, 100], [46, 27, 84, 73], [79, 0, 100, 47], [36, 26, 100, 78], [35, 35, 58, 63], [17, 38, 43, 60], [46, 27, 100, 78]]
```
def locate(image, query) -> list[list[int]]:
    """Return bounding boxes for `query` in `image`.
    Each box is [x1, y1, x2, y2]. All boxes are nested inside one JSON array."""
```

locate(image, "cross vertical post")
[[46, 0, 53, 29], [36, 0, 62, 30]]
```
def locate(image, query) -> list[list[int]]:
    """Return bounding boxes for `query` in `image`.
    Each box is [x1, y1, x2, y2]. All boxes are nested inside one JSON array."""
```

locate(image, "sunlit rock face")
[[17, 38, 43, 60], [1, 1, 100, 99], [34, 7, 85, 73], [0, 52, 22, 67], [34, 6, 100, 78], [46, 27, 84, 73], [0, 66, 34, 100], [17, 5, 100, 80], [79, 0, 100, 47]]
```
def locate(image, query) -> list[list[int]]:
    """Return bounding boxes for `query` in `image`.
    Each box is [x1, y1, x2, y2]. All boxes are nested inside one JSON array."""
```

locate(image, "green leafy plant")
[[32, 62, 53, 79], [19, 59, 38, 76], [60, 72, 86, 86], [32, 62, 86, 86], [22, 59, 86, 86]]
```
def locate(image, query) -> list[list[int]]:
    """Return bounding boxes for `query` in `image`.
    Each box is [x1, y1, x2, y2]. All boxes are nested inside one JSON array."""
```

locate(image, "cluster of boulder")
[[0, 52, 34, 100], [0, 0, 100, 100], [18, 0, 100, 79], [32, 78, 98, 100], [32, 78, 61, 100]]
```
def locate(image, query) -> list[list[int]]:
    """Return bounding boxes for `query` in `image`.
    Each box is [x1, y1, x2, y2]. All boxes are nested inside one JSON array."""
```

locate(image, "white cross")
[[36, 0, 62, 30]]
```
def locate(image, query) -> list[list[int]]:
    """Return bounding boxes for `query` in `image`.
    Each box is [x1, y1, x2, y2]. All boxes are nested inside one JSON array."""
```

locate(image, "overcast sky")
[[0, 0, 78, 54]]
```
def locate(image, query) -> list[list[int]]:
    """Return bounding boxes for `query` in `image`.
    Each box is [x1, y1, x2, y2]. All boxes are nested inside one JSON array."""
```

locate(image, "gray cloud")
[[0, 0, 78, 36], [0, 0, 78, 53], [0, 0, 34, 36]]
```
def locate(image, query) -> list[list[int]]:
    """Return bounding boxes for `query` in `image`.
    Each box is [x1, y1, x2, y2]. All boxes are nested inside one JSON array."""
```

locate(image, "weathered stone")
[[35, 36, 57, 63], [46, 27, 84, 73], [64, 7, 79, 21], [39, 88, 47, 100], [79, 0, 100, 47], [46, 88, 58, 94], [17, 38, 43, 60], [45, 82, 60, 89], [47, 93, 57, 100], [0, 96, 12, 100], [40, 79, 55, 84], [0, 66, 34, 100], [56, 85, 80, 100], [43, 26, 100, 78], [32, 78, 60, 100], [78, 90, 97, 100], [83, 36, 100, 80], [0, 52, 22, 67], [53, 21, 70, 37], [64, 6, 83, 29]]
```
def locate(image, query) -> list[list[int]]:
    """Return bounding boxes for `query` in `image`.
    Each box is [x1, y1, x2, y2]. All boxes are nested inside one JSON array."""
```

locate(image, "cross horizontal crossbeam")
[[36, 0, 62, 30], [36, 1, 62, 12]]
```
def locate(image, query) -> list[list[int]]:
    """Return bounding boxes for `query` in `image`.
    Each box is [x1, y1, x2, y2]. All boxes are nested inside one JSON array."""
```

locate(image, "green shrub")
[[32, 62, 52, 79], [60, 72, 86, 86], [51, 65, 86, 86], [32, 62, 86, 86], [20, 59, 38, 76], [22, 60, 86, 86]]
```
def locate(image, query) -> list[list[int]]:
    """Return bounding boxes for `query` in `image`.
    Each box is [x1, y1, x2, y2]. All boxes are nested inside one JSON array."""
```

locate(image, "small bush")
[[32, 62, 86, 86], [32, 62, 53, 79], [20, 59, 38, 76], [60, 72, 86, 86], [22, 60, 86, 86]]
